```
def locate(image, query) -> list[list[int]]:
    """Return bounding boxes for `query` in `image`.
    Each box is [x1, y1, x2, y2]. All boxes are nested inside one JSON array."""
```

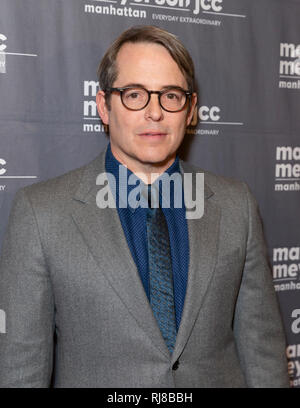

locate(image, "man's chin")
[[135, 152, 176, 169]]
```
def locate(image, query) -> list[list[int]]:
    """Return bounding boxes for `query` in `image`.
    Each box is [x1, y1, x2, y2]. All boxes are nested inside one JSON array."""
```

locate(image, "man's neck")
[[110, 148, 176, 185]]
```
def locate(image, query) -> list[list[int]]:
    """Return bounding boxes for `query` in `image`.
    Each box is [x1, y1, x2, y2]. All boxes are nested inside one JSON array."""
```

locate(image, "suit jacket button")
[[172, 361, 179, 371]]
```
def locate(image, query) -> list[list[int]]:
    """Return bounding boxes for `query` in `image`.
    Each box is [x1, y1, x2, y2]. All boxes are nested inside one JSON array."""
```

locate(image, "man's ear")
[[186, 92, 197, 126], [96, 90, 109, 125]]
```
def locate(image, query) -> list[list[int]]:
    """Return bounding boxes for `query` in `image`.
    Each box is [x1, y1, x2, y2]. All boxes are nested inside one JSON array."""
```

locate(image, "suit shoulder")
[[22, 166, 83, 202], [204, 169, 247, 196]]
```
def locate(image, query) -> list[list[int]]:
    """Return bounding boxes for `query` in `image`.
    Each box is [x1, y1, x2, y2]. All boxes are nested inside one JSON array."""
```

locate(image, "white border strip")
[[200, 121, 244, 125], [276, 178, 300, 181], [280, 75, 300, 79], [202, 11, 246, 18], [0, 52, 37, 57], [0, 176, 38, 179]]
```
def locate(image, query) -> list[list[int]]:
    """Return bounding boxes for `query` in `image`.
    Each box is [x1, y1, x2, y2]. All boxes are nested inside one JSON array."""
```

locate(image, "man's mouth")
[[138, 131, 167, 136]]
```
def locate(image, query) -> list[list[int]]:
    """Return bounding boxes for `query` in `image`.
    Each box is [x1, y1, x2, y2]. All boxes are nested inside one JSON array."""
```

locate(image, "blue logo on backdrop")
[[0, 158, 6, 192], [275, 146, 300, 192], [287, 310, 300, 387], [83, 0, 246, 26], [273, 246, 300, 292], [0, 33, 7, 73], [0, 34, 7, 51], [279, 42, 300, 90], [0, 33, 37, 74], [0, 158, 37, 191], [83, 80, 107, 133], [187, 104, 244, 136]]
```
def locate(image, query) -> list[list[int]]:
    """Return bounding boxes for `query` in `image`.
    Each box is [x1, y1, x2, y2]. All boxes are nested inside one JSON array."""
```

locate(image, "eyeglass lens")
[[121, 88, 186, 111]]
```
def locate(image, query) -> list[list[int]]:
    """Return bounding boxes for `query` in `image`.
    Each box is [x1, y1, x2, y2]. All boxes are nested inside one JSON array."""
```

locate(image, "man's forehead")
[[116, 41, 176, 64], [114, 42, 187, 87]]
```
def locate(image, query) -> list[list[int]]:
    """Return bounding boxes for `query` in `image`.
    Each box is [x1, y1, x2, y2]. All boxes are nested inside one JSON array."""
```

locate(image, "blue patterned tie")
[[146, 185, 177, 353]]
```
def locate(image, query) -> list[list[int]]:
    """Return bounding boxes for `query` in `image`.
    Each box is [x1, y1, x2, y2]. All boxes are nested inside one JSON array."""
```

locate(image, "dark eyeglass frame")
[[105, 86, 192, 112]]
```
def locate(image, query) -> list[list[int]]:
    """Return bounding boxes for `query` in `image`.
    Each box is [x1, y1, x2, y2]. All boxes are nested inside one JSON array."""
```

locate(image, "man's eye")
[[126, 91, 143, 99], [128, 92, 139, 99], [166, 93, 179, 100]]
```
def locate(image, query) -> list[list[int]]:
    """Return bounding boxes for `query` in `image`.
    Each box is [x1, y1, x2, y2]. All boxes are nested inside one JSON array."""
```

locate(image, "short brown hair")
[[98, 25, 195, 108]]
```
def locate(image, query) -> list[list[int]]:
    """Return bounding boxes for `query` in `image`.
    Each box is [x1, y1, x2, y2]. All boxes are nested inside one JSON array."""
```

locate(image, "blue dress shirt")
[[105, 144, 189, 330]]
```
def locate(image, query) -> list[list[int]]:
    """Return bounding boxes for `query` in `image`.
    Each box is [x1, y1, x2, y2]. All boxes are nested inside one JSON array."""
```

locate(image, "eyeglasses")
[[105, 86, 192, 112]]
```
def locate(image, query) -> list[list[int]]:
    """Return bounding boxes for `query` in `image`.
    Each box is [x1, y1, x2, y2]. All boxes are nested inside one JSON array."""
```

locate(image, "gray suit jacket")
[[0, 148, 289, 387]]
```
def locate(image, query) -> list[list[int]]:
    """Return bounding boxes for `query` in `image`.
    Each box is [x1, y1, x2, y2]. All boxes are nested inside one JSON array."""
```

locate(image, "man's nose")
[[144, 94, 163, 121]]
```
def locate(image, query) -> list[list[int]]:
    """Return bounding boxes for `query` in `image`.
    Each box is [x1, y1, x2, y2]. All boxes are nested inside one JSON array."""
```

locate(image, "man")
[[0, 26, 289, 387]]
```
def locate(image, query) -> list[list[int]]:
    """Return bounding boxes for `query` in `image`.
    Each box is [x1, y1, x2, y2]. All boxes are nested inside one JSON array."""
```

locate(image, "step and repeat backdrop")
[[0, 0, 299, 387]]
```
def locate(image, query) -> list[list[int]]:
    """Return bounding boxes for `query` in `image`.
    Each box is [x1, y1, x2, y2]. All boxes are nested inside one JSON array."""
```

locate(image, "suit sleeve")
[[0, 189, 55, 387], [233, 183, 290, 388]]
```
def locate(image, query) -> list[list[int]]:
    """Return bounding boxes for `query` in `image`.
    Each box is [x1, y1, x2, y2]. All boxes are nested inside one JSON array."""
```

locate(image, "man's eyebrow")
[[118, 83, 146, 88], [118, 83, 186, 90]]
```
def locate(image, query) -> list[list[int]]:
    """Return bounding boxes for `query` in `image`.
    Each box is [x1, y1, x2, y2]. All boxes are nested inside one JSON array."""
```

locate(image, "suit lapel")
[[171, 162, 221, 363], [70, 149, 170, 358], [69, 150, 221, 361]]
